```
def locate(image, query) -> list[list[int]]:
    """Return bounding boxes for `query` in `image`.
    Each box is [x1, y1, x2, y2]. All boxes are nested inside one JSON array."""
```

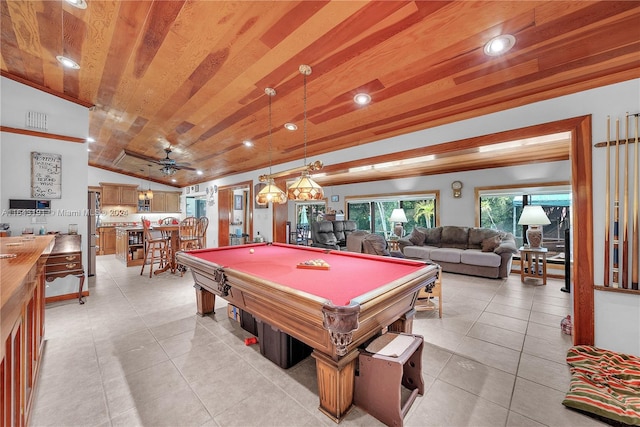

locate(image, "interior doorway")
[[217, 181, 253, 247], [185, 196, 207, 218]]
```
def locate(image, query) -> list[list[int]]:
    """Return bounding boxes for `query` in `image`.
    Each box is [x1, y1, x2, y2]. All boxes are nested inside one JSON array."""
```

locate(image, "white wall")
[[1, 77, 90, 298], [196, 78, 640, 355]]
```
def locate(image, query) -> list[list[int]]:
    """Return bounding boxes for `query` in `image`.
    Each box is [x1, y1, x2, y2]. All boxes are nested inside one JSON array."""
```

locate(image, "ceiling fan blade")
[[121, 149, 163, 165]]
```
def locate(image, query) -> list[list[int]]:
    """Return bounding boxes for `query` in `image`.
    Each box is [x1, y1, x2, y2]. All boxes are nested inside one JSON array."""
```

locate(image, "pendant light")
[[287, 65, 324, 201], [256, 88, 287, 205]]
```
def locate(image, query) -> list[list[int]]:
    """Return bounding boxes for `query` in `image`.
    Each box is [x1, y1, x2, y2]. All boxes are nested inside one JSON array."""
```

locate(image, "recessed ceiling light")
[[284, 123, 297, 131], [86, 137, 95, 143], [243, 140, 253, 147], [65, 0, 87, 9], [354, 93, 371, 105], [171, 178, 177, 183], [484, 34, 516, 56], [87, 148, 91, 152], [196, 170, 203, 175], [56, 55, 80, 69]]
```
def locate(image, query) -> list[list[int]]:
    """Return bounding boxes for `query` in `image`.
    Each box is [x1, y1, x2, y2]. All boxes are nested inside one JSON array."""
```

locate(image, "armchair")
[[311, 221, 340, 250]]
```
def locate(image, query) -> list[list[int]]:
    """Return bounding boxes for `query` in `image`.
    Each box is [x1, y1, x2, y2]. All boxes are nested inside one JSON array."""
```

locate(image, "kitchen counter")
[[115, 227, 145, 266]]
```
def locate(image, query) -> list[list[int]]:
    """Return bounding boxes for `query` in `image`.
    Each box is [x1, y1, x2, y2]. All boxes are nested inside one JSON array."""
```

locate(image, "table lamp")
[[518, 205, 551, 248], [389, 208, 408, 238]]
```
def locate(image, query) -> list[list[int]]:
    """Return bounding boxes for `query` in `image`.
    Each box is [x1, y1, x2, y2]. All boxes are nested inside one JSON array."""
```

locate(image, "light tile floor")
[[30, 255, 607, 427]]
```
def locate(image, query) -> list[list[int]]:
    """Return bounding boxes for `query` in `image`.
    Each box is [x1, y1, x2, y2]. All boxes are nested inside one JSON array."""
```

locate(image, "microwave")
[[9, 199, 51, 212]]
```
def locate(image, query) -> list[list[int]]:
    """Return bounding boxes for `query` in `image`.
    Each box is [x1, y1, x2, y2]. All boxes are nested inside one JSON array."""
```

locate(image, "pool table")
[[176, 243, 438, 422]]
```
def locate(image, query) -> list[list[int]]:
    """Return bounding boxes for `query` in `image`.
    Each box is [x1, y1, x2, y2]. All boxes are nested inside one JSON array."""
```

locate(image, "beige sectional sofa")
[[398, 226, 518, 279]]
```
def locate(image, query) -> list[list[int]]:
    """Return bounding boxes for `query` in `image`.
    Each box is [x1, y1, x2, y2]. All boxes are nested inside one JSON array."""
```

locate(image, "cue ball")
[[249, 249, 254, 254]]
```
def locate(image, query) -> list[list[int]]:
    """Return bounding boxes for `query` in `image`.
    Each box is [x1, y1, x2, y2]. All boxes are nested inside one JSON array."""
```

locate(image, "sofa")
[[398, 226, 518, 278], [311, 220, 358, 250]]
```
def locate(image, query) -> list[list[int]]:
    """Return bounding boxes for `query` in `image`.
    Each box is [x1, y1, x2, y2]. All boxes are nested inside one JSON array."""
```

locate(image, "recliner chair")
[[311, 221, 340, 250], [333, 220, 357, 248]]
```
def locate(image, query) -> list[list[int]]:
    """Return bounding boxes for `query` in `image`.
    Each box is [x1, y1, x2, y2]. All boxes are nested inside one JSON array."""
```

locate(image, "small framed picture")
[[186, 187, 190, 195], [195, 184, 199, 192], [331, 195, 339, 202], [234, 194, 243, 210]]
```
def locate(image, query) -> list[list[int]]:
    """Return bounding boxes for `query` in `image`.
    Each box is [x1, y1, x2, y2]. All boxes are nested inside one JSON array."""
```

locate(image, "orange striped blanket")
[[563, 345, 640, 426]]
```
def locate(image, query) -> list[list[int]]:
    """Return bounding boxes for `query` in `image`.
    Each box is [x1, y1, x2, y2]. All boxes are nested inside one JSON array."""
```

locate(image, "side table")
[[386, 239, 400, 252], [45, 234, 85, 303], [519, 246, 547, 285]]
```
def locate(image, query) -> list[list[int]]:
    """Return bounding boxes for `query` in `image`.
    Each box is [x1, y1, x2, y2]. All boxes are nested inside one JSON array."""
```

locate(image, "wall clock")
[[451, 180, 463, 198]]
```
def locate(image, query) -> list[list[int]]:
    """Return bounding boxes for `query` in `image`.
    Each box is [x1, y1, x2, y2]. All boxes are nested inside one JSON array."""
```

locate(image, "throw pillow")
[[409, 227, 426, 246], [481, 235, 502, 252], [424, 226, 443, 246]]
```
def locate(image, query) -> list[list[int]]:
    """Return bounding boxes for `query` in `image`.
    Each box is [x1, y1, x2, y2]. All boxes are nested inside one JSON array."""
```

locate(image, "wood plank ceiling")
[[1, 1, 638, 187]]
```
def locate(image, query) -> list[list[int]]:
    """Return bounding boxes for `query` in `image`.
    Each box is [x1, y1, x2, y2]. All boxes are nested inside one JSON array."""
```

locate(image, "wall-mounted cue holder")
[[595, 112, 640, 295]]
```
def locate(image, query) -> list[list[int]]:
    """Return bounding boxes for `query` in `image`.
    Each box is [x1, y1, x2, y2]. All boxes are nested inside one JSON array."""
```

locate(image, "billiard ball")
[[249, 249, 254, 254]]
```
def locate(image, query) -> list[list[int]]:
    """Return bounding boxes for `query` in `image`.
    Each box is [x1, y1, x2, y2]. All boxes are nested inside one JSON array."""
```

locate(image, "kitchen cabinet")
[[100, 183, 139, 206], [165, 191, 181, 212], [151, 191, 166, 212], [116, 227, 145, 267], [98, 227, 116, 255], [146, 191, 181, 213]]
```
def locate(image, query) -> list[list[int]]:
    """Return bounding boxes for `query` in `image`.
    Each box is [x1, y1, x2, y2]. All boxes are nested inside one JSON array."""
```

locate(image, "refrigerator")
[[87, 191, 100, 276]]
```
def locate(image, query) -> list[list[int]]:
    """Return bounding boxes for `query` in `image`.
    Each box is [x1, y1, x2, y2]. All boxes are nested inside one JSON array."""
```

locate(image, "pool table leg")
[[312, 349, 359, 423], [388, 308, 416, 334], [194, 284, 215, 316]]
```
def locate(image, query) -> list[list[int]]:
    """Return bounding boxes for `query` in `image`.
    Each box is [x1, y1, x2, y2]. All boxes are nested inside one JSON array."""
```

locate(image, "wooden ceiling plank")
[[77, 0, 119, 103], [96, 1, 154, 116], [122, 2, 277, 156]]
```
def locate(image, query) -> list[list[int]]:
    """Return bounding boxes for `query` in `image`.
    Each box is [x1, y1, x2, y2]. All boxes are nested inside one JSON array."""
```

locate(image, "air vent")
[[26, 111, 48, 131]]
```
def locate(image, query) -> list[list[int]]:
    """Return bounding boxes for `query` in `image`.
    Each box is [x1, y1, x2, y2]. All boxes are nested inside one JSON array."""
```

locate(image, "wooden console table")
[[45, 234, 85, 304]]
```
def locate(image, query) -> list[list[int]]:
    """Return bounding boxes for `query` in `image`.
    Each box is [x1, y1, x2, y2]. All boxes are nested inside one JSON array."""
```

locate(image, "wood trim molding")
[[1, 71, 94, 108], [45, 291, 89, 304], [571, 115, 594, 345], [473, 181, 571, 227], [0, 126, 86, 143]]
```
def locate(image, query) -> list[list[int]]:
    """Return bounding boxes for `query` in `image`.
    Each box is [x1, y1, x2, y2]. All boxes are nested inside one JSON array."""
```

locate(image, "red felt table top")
[[186, 243, 429, 306]]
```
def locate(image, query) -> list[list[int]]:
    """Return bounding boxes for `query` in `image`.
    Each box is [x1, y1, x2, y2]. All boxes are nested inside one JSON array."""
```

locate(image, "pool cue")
[[622, 114, 629, 289], [604, 116, 611, 287], [613, 118, 620, 287], [632, 114, 639, 291]]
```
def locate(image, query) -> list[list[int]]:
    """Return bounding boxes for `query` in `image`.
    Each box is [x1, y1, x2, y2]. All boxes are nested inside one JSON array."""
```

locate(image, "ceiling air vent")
[[25, 111, 48, 131]]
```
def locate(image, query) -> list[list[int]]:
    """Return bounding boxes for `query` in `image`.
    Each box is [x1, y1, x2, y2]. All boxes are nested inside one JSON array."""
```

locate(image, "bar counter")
[[1, 234, 54, 425]]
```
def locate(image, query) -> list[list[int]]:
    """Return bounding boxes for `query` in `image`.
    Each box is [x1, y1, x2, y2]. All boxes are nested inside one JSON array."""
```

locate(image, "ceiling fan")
[[121, 146, 196, 176]]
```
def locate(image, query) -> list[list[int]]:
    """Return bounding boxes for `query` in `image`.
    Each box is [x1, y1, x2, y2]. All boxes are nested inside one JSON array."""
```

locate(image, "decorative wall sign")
[[31, 152, 62, 198]]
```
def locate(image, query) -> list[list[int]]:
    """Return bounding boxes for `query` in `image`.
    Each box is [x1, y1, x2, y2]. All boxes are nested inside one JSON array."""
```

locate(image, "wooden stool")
[[140, 222, 169, 278], [354, 332, 424, 427], [415, 265, 442, 317]]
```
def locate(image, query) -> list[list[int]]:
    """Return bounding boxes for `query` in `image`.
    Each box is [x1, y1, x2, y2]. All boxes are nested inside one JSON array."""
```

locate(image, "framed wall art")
[[31, 152, 62, 198], [234, 194, 243, 210], [331, 195, 339, 202]]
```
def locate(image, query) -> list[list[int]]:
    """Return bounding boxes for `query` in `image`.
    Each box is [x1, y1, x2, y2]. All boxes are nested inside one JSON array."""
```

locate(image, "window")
[[293, 202, 326, 245], [478, 184, 571, 258], [346, 193, 438, 237]]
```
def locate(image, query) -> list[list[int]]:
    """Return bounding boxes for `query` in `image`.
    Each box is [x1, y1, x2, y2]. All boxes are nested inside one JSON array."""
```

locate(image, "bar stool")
[[178, 216, 199, 250], [354, 332, 424, 427], [415, 264, 442, 317], [140, 220, 169, 278], [196, 217, 209, 248]]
